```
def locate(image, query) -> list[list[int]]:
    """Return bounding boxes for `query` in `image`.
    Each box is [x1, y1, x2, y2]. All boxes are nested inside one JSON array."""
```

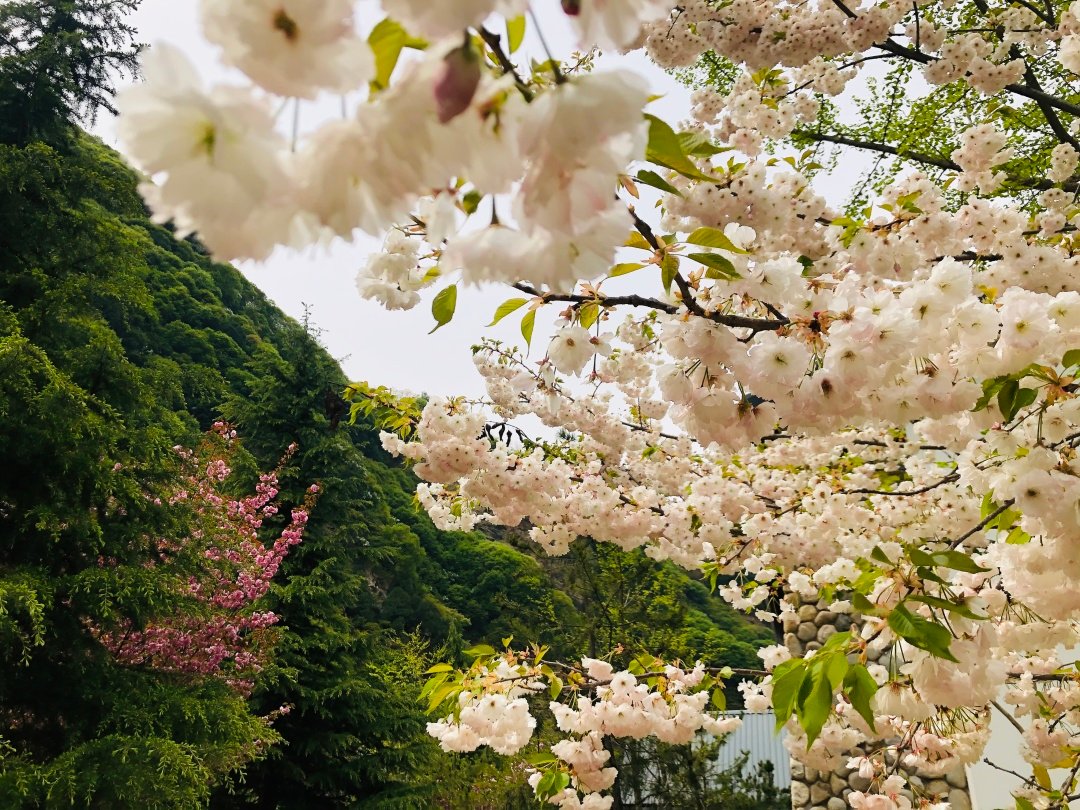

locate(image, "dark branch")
[[845, 472, 959, 496], [948, 499, 1015, 549]]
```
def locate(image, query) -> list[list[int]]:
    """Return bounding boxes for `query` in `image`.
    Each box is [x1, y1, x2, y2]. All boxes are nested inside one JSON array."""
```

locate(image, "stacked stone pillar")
[[781, 599, 972, 810]]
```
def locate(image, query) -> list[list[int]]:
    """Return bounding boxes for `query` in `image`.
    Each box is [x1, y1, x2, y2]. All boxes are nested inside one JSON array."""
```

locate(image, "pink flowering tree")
[[97, 424, 316, 695], [117, 1, 1080, 808]]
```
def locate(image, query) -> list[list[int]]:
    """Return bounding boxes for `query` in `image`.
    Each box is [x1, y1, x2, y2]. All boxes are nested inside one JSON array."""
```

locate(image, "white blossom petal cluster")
[[200, 0, 372, 98]]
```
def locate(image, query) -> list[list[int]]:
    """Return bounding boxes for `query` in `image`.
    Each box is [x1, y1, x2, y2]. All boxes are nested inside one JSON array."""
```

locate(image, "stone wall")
[[782, 600, 973, 810], [789, 752, 971, 809]]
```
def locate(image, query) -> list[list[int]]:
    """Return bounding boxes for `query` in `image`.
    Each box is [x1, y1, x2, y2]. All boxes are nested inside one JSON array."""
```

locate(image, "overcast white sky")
[[93, 4, 1038, 805]]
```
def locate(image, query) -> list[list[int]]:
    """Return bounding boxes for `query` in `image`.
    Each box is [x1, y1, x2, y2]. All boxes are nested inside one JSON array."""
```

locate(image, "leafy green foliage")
[[429, 283, 457, 333], [645, 114, 717, 182], [886, 602, 959, 662], [367, 17, 427, 94], [487, 297, 528, 326], [770, 632, 878, 746], [0, 139, 277, 807]]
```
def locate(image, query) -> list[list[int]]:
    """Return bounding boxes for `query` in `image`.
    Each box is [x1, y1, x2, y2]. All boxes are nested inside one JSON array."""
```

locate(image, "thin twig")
[[949, 499, 1015, 549], [845, 472, 959, 496], [991, 699, 1026, 735]]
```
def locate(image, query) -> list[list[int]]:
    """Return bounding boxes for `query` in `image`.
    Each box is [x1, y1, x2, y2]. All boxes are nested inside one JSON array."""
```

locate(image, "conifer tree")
[[0, 0, 142, 144], [215, 330, 434, 807]]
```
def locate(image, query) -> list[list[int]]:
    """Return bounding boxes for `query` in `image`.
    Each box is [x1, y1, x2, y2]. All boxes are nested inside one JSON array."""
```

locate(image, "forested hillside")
[[0, 4, 777, 807], [0, 30, 777, 807]]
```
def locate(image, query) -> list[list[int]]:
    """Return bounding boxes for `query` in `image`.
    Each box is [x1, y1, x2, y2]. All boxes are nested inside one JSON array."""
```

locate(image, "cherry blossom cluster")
[[97, 424, 316, 694], [422, 649, 743, 809]]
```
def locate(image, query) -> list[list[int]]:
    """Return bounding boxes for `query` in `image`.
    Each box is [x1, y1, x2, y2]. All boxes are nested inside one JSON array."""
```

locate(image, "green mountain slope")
[[0, 130, 774, 808]]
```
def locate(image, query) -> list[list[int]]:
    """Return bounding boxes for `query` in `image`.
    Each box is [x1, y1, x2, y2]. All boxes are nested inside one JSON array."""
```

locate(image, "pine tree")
[[214, 330, 435, 808], [0, 0, 142, 144], [0, 303, 273, 807]]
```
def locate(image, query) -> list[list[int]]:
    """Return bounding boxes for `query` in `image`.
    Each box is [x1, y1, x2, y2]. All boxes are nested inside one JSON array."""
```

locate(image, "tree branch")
[[803, 130, 1075, 191], [948, 499, 1015, 549], [512, 282, 678, 314], [477, 26, 533, 100], [845, 472, 959, 496], [829, 0, 1080, 117], [806, 131, 960, 172]]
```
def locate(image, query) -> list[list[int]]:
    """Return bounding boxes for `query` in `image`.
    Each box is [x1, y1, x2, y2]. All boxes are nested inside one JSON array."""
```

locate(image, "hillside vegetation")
[[0, 124, 774, 807]]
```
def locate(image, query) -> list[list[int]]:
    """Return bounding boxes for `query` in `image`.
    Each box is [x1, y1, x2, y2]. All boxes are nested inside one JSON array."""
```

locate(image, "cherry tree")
[[96, 424, 315, 695], [117, 1, 1080, 808]]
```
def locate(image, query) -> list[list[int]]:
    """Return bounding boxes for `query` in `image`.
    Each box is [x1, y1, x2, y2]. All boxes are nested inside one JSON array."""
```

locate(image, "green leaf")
[[535, 771, 571, 800], [463, 643, 496, 658], [1015, 798, 1036, 810], [549, 674, 563, 700], [909, 593, 985, 620], [685, 227, 745, 253], [770, 660, 806, 728], [997, 378, 1019, 420], [369, 19, 405, 92], [524, 751, 558, 766], [461, 189, 483, 214], [368, 19, 426, 92], [488, 297, 528, 326], [644, 114, 716, 182], [520, 308, 536, 350], [1013, 386, 1038, 417], [426, 681, 459, 714], [635, 169, 683, 196], [797, 668, 834, 748], [687, 252, 740, 279], [995, 507, 1021, 531], [424, 663, 454, 674], [1006, 526, 1031, 545], [870, 546, 894, 566], [609, 262, 645, 277], [711, 687, 726, 711], [420, 671, 449, 699], [429, 284, 457, 333], [851, 591, 878, 614], [908, 547, 936, 567], [506, 15, 526, 53], [824, 652, 848, 689], [1034, 765, 1052, 790], [973, 375, 1007, 412], [1063, 349, 1080, 369], [929, 549, 990, 574], [578, 301, 600, 330], [678, 131, 729, 157], [887, 603, 958, 662], [661, 253, 680, 294], [843, 665, 878, 732], [914, 566, 948, 586], [822, 628, 852, 652]]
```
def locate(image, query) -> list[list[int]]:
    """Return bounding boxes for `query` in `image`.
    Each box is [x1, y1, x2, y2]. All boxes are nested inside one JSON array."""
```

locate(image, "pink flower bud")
[[434, 44, 481, 124]]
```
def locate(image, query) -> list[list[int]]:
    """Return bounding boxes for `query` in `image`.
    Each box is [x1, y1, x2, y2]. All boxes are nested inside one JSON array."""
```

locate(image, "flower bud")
[[435, 43, 481, 124]]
